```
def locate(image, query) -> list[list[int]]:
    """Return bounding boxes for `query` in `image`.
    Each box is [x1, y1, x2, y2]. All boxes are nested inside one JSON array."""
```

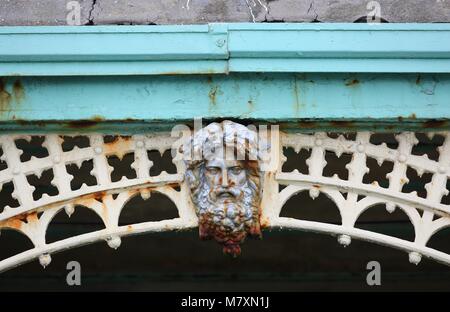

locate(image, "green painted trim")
[[0, 73, 448, 133], [1, 23, 450, 76]]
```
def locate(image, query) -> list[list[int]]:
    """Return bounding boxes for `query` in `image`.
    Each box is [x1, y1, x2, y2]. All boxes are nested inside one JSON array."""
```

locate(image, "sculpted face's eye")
[[206, 167, 220, 175], [229, 167, 243, 175]]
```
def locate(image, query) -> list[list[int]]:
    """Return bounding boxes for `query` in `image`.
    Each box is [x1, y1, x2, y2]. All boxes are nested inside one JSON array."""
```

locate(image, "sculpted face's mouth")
[[218, 191, 236, 199]]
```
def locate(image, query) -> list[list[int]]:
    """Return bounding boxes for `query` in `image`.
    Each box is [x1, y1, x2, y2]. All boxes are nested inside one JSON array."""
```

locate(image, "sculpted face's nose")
[[221, 169, 229, 187]]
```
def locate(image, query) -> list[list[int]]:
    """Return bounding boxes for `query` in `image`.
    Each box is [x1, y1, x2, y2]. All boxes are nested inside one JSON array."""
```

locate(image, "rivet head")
[[136, 141, 144, 148], [398, 154, 407, 163], [65, 204, 75, 217], [309, 188, 320, 199], [94, 147, 103, 154], [409, 252, 422, 265], [39, 253, 52, 268], [386, 203, 396, 213], [53, 155, 61, 164], [438, 166, 447, 174], [12, 167, 20, 175], [315, 139, 323, 146], [216, 39, 226, 47], [357, 144, 365, 153], [106, 236, 121, 250], [338, 235, 351, 247]]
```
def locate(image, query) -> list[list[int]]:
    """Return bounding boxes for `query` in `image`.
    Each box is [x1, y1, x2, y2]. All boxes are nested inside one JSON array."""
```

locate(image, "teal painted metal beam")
[[1, 23, 450, 75], [0, 73, 448, 133]]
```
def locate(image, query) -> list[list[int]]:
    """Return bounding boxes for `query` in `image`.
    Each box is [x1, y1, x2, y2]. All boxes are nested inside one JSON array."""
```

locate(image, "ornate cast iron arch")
[[0, 23, 450, 272]]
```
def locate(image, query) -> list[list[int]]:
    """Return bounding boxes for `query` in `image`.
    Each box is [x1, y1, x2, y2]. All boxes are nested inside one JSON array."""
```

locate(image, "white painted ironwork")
[[0, 131, 449, 272]]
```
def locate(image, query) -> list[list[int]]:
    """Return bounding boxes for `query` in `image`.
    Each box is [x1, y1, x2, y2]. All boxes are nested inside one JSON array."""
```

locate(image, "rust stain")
[[297, 121, 318, 129], [208, 85, 219, 106], [104, 135, 131, 145], [67, 115, 105, 129], [0, 79, 12, 113], [0, 211, 38, 230], [103, 136, 133, 159], [1, 217, 22, 230], [416, 75, 422, 85], [91, 191, 107, 202], [423, 119, 448, 129], [16, 120, 46, 127], [26, 212, 39, 223], [12, 79, 25, 103], [312, 184, 321, 189], [127, 225, 133, 232], [329, 120, 355, 128], [345, 79, 360, 87], [260, 217, 270, 229]]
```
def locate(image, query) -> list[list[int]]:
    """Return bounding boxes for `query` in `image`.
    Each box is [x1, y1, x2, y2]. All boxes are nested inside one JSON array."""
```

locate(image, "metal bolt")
[[409, 251, 422, 265], [438, 166, 447, 174], [94, 147, 103, 154], [136, 141, 144, 148], [106, 235, 121, 250], [65, 204, 75, 217], [386, 202, 396, 213], [39, 253, 52, 268], [309, 187, 320, 199], [53, 155, 61, 164], [338, 234, 351, 247], [216, 39, 226, 47], [315, 139, 323, 146], [398, 154, 407, 163], [357, 144, 365, 153]]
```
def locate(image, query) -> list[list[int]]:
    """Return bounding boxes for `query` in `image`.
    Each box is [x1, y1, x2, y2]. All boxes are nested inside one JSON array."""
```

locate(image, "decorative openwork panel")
[[0, 129, 449, 272]]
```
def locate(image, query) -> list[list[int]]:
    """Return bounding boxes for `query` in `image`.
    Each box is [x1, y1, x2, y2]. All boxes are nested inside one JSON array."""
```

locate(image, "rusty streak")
[[208, 85, 219, 106], [12, 79, 25, 103], [329, 120, 355, 128], [416, 74, 422, 85], [0, 79, 12, 113], [66, 115, 105, 129], [345, 79, 360, 86], [0, 211, 38, 230], [423, 119, 448, 129]]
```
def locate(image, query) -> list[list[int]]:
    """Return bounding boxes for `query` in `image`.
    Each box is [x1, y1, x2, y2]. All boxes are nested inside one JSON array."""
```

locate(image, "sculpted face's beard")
[[192, 175, 260, 256]]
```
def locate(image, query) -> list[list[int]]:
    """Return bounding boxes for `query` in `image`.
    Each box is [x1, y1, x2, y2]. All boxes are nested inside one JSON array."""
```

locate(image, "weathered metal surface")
[[0, 130, 449, 272], [0, 74, 449, 133], [0, 133, 197, 272], [268, 131, 450, 266], [1, 24, 450, 75]]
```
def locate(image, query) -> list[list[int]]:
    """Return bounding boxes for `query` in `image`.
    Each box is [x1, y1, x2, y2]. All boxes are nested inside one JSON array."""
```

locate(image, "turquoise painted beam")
[[0, 73, 448, 133], [1, 23, 450, 75]]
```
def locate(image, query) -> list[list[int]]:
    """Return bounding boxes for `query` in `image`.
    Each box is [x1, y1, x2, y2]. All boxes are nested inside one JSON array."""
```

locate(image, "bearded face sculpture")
[[181, 121, 264, 257]]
